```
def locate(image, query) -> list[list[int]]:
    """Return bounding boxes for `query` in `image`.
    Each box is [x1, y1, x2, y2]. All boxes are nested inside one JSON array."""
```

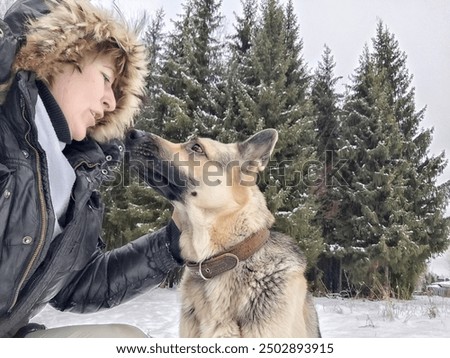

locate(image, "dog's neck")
[[177, 190, 274, 262]]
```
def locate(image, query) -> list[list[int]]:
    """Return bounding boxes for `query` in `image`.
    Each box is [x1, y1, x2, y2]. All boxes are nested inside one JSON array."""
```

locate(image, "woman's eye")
[[102, 73, 111, 83], [191, 143, 204, 154]]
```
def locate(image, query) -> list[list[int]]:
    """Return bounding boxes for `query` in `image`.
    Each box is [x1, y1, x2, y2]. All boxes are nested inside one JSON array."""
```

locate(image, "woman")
[[0, 0, 183, 337]]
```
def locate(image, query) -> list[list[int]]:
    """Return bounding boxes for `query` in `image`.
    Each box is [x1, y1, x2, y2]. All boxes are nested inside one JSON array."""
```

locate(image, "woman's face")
[[50, 54, 117, 141]]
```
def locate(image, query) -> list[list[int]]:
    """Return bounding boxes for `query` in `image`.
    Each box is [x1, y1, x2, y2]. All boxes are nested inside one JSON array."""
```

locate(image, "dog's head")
[[125, 129, 278, 211]]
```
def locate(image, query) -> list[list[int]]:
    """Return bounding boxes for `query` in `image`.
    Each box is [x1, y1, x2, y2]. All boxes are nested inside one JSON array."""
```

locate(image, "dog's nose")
[[126, 129, 145, 141]]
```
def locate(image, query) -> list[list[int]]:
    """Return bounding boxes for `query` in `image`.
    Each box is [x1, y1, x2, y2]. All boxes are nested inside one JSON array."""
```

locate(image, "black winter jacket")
[[0, 3, 181, 338]]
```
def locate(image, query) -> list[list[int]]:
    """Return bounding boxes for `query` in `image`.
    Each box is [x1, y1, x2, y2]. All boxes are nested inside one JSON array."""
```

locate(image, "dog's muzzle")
[[125, 129, 189, 201]]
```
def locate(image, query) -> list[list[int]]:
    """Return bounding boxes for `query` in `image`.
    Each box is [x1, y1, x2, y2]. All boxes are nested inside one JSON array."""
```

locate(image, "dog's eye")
[[191, 143, 204, 154]]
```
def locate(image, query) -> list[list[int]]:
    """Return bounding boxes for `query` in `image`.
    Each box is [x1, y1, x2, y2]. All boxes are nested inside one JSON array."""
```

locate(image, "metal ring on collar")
[[198, 260, 212, 281]]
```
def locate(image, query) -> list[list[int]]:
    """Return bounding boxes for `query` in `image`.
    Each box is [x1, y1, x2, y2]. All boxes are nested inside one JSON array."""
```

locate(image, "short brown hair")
[[13, 0, 148, 142]]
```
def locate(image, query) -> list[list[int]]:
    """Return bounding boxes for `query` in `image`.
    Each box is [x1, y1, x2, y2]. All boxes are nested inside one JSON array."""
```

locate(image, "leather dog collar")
[[186, 228, 270, 280]]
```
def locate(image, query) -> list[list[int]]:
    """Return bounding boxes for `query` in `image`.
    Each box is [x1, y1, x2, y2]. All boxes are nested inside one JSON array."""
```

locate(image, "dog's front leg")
[[179, 311, 201, 338]]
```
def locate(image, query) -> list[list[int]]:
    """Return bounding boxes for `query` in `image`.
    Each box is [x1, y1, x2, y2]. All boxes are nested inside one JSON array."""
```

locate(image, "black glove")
[[166, 219, 183, 264]]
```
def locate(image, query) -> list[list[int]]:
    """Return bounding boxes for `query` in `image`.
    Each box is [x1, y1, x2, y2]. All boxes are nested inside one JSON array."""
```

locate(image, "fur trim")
[[14, 0, 148, 142]]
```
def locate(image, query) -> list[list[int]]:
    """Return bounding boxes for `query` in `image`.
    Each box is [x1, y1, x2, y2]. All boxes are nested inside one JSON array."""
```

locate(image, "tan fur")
[[129, 130, 321, 337], [177, 230, 321, 338], [7, 0, 148, 142]]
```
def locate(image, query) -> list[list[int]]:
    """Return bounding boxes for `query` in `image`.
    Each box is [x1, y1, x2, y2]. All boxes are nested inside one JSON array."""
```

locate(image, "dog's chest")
[[181, 260, 289, 319]]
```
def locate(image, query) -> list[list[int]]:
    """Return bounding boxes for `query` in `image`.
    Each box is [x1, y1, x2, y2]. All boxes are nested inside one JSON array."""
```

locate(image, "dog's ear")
[[238, 129, 278, 171]]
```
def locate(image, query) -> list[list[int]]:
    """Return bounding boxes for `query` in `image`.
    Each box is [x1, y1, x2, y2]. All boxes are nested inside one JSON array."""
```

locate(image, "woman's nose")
[[103, 87, 117, 112]]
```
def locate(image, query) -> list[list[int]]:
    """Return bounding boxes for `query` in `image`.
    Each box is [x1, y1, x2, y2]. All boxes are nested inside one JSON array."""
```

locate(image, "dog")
[[125, 128, 321, 338]]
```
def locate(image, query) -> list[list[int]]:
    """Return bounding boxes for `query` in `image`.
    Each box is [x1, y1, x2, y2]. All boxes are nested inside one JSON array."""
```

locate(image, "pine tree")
[[248, 0, 322, 270], [335, 22, 450, 299], [284, 0, 309, 111], [311, 46, 341, 157], [189, 0, 227, 137], [138, 8, 167, 135], [310, 45, 344, 291], [148, 0, 226, 141], [219, 0, 260, 143], [252, 0, 288, 129], [150, 1, 197, 141], [371, 22, 450, 298]]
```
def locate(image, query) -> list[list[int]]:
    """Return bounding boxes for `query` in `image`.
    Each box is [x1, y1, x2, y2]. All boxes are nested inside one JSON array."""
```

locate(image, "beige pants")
[[26, 324, 148, 338]]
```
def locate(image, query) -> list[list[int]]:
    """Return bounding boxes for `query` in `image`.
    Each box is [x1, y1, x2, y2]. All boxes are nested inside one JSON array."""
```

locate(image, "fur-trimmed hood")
[[3, 0, 148, 142]]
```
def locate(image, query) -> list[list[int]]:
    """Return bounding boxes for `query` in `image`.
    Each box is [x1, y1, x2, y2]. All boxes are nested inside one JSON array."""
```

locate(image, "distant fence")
[[426, 282, 450, 297]]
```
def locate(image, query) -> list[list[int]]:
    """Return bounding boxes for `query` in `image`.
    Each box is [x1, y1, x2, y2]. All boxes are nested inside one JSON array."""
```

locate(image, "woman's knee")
[[25, 323, 148, 338], [107, 324, 148, 338]]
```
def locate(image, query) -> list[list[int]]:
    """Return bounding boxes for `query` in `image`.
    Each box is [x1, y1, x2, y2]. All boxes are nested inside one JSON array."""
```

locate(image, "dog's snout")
[[126, 129, 146, 141]]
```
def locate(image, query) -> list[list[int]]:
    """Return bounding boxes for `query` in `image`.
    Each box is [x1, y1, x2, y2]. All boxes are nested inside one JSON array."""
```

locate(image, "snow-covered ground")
[[31, 288, 450, 338]]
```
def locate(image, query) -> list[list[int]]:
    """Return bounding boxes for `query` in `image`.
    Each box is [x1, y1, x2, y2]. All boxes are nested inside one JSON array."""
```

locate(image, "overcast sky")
[[98, 0, 450, 191]]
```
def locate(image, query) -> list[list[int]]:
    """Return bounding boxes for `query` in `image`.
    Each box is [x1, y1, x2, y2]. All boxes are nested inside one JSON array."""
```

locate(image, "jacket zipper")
[[74, 160, 97, 171], [8, 96, 49, 312]]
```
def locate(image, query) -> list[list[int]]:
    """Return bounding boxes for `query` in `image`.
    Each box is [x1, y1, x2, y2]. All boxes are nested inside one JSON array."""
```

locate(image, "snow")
[[31, 288, 450, 338]]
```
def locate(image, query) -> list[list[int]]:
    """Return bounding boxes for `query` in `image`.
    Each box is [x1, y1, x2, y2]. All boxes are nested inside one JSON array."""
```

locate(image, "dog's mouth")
[[137, 156, 189, 202], [126, 139, 190, 202]]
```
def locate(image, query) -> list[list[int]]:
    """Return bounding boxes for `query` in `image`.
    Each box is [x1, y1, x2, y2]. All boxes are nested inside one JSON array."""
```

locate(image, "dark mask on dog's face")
[[125, 129, 191, 202], [125, 128, 279, 207]]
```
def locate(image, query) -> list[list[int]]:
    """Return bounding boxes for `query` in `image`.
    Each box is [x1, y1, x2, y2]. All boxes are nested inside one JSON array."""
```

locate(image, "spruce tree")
[[138, 8, 168, 136], [336, 22, 450, 298], [151, 1, 197, 141], [249, 0, 322, 270], [149, 0, 225, 141], [310, 45, 344, 291], [371, 22, 450, 298], [219, 0, 259, 142], [284, 0, 309, 111]]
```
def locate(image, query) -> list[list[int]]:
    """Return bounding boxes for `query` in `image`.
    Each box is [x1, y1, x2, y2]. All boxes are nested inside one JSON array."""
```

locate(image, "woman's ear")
[[238, 129, 278, 172]]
